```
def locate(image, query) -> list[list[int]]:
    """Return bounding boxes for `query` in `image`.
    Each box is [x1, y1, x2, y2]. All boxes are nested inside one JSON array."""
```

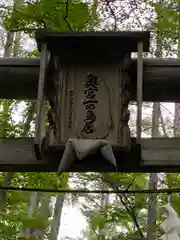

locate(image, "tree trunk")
[[147, 21, 162, 240], [91, 0, 98, 29], [20, 104, 37, 237], [147, 102, 159, 240], [28, 192, 39, 217], [98, 236, 105, 240], [22, 102, 36, 137], [4, 32, 14, 57], [37, 194, 51, 240], [98, 194, 108, 240], [0, 0, 24, 213], [50, 195, 65, 240], [21, 192, 39, 237]]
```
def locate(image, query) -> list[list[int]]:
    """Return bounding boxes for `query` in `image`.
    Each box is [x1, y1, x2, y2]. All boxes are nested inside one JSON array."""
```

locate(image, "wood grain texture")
[[1, 138, 180, 172], [34, 44, 47, 157], [136, 42, 143, 142], [0, 57, 180, 101], [48, 61, 131, 147]]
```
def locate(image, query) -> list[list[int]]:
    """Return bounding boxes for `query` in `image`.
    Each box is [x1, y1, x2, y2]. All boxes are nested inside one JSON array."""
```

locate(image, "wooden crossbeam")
[[0, 58, 180, 101], [1, 138, 180, 172]]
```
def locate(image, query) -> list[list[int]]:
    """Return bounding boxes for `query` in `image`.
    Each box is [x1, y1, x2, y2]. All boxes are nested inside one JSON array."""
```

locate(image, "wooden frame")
[[0, 31, 180, 172], [35, 30, 150, 64], [1, 138, 180, 172], [0, 57, 180, 101], [34, 44, 48, 159], [136, 41, 143, 143], [33, 30, 149, 166]]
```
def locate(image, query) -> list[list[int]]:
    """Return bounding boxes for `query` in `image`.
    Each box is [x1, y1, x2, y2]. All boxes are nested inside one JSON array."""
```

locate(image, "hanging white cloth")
[[58, 138, 117, 174], [160, 203, 180, 233], [160, 231, 180, 240], [159, 203, 180, 240]]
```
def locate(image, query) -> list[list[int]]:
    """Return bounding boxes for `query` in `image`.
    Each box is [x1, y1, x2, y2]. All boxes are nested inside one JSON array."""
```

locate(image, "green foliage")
[[0, 0, 180, 239], [0, 100, 13, 137], [21, 216, 47, 229], [3, 0, 92, 32], [151, 1, 180, 38], [91, 212, 106, 230]]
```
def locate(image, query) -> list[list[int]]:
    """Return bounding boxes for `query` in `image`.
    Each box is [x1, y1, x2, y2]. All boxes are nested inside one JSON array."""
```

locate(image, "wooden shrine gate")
[[1, 30, 180, 173]]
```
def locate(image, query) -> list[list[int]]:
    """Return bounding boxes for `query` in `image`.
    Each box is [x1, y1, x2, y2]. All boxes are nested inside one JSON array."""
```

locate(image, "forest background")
[[0, 0, 180, 239]]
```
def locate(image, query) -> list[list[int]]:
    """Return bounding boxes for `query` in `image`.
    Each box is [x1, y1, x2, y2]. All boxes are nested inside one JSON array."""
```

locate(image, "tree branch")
[[101, 176, 145, 239]]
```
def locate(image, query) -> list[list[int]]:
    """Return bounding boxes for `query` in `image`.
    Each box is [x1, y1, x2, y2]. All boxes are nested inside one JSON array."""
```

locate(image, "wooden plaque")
[[46, 57, 131, 149]]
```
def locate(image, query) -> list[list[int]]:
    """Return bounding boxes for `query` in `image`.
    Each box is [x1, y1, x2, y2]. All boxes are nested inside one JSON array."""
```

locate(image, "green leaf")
[[3, 1, 92, 32]]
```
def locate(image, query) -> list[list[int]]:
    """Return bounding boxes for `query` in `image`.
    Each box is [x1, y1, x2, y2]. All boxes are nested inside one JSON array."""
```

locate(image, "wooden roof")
[[35, 30, 150, 64]]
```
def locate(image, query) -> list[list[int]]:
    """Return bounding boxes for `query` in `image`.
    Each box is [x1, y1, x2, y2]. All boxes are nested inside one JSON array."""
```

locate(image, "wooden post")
[[119, 53, 131, 149], [136, 42, 143, 143], [34, 44, 48, 159]]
